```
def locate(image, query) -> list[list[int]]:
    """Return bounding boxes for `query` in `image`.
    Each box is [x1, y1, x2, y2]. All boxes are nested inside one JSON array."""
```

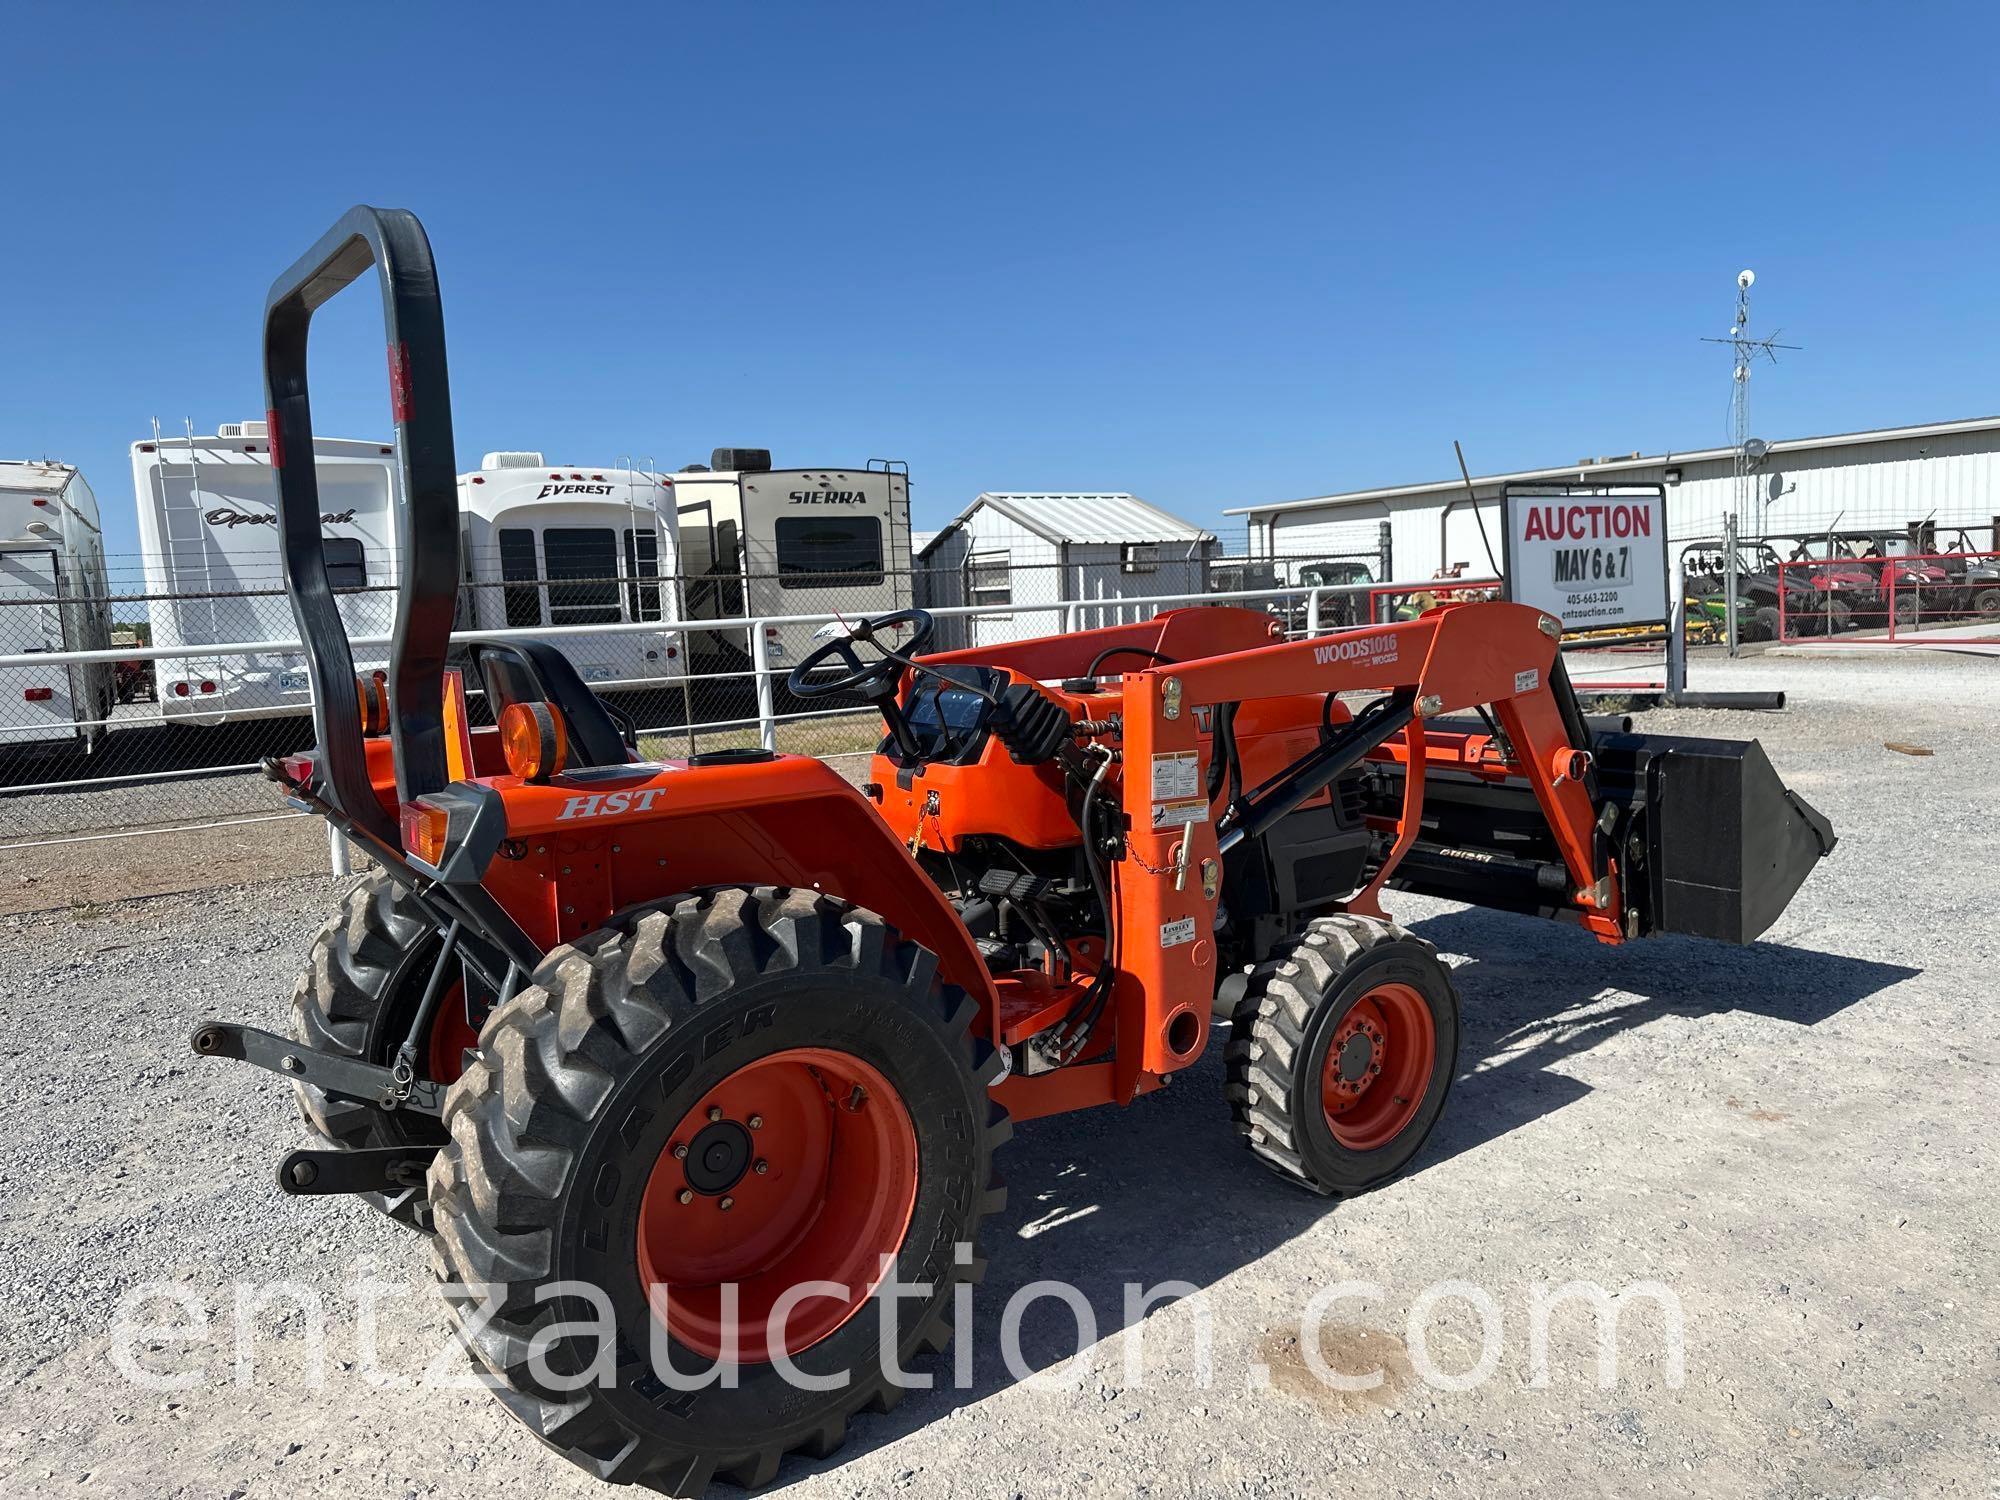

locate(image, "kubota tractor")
[[195, 207, 1837, 1494]]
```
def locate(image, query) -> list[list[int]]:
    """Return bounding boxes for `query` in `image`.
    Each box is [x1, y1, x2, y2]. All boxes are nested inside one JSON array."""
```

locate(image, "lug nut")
[[672, 1143, 688, 1160], [707, 1106, 723, 1122], [719, 1196, 734, 1211], [747, 1114, 763, 1129], [753, 1159, 768, 1175], [677, 1188, 693, 1204]]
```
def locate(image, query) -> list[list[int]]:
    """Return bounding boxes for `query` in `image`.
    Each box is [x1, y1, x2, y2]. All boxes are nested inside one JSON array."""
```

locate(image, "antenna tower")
[[1701, 270, 1800, 534]]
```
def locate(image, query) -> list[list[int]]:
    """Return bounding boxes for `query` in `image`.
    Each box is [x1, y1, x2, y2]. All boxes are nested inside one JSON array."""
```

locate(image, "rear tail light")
[[401, 799, 452, 867], [765, 626, 781, 639], [22, 687, 53, 702], [499, 700, 567, 782], [173, 682, 191, 697], [665, 646, 678, 660], [199, 680, 217, 694]]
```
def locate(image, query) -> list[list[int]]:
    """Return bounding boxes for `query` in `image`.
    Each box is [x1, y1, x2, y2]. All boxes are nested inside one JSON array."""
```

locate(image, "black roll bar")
[[263, 206, 459, 848]]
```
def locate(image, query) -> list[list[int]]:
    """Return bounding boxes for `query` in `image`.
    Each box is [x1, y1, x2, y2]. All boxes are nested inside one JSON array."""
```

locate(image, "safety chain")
[[907, 791, 939, 854]]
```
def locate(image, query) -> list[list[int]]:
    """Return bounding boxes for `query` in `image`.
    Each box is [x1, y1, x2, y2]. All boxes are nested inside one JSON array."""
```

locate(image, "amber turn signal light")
[[499, 700, 567, 782], [401, 798, 451, 867]]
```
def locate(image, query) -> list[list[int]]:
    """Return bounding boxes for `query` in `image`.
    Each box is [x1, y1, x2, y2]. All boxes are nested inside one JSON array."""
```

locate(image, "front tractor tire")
[[289, 870, 478, 1230], [428, 887, 1009, 1495], [1227, 913, 1459, 1196]]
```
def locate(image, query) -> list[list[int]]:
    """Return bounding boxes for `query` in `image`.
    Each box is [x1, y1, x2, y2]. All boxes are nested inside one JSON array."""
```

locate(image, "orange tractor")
[[196, 208, 1835, 1493]]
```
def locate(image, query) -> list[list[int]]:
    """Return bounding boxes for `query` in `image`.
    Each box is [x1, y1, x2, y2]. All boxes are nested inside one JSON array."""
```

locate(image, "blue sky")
[[8, 1, 1996, 558]]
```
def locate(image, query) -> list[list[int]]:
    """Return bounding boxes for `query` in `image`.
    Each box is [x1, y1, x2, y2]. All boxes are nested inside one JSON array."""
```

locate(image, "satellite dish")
[[1744, 437, 1770, 464], [1767, 472, 1786, 501], [1738, 269, 1756, 289]]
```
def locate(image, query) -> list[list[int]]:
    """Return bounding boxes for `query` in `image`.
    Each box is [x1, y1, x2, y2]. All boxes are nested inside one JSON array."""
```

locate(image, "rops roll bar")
[[263, 206, 459, 847]]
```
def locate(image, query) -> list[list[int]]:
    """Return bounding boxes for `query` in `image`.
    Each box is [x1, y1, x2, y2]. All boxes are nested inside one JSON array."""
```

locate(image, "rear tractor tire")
[[428, 887, 1010, 1495], [289, 870, 480, 1231], [1226, 912, 1459, 1195]]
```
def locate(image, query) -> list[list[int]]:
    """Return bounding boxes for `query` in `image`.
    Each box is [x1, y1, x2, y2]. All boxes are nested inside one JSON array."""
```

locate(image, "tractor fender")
[[484, 755, 999, 1036]]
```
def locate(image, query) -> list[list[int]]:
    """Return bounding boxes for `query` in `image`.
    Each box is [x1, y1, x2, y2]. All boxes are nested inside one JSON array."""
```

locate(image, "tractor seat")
[[465, 639, 635, 769]]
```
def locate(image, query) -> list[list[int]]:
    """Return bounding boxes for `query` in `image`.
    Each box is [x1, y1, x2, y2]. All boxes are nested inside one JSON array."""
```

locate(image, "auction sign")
[[1499, 482, 1670, 630]]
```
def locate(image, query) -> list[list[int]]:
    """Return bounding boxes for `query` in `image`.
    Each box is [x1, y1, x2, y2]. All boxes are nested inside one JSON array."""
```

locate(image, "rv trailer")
[[0, 461, 116, 750], [671, 450, 914, 675], [456, 453, 687, 692], [131, 422, 401, 721], [133, 430, 694, 725]]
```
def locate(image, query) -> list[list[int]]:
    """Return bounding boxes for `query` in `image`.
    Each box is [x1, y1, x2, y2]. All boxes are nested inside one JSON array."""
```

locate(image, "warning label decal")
[[1151, 750, 1200, 801]]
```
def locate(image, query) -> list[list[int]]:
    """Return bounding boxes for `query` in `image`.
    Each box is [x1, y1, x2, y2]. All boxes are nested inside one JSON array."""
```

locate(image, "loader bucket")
[[1370, 725, 1835, 945], [1593, 731, 1837, 944]]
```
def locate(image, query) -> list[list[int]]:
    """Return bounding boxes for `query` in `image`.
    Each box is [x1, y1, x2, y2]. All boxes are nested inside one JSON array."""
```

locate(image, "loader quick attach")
[[194, 205, 1837, 1497]]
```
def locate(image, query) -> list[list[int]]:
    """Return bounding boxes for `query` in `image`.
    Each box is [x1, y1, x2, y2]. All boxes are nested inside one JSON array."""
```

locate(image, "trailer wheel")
[[1226, 913, 1458, 1195], [428, 887, 1009, 1495], [288, 870, 479, 1230]]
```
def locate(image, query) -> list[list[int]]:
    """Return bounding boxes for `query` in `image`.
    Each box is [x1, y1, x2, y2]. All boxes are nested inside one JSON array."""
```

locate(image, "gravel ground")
[[1, 652, 1995, 1498]]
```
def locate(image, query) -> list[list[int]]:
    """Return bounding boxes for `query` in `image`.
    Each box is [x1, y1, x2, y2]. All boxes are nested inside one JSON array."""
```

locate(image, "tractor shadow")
[[779, 906, 1917, 1485]]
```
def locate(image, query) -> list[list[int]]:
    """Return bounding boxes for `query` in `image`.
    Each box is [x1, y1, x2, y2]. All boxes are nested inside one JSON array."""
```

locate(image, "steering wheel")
[[788, 609, 936, 761], [787, 608, 935, 701]]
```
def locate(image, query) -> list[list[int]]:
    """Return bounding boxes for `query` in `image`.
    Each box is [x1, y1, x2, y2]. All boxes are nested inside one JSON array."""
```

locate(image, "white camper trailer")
[[457, 454, 687, 690], [131, 422, 401, 719], [0, 461, 116, 749], [670, 451, 914, 673]]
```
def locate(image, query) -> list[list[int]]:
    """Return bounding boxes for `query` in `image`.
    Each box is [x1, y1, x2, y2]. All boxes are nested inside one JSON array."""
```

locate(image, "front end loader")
[[193, 205, 1836, 1494]]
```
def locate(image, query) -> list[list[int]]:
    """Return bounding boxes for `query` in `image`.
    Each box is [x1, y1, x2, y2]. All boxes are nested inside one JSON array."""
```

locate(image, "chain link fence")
[[0, 549, 1395, 852]]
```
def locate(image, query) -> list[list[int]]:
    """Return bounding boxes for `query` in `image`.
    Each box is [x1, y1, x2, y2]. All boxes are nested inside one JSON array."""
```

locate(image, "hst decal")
[[556, 782, 681, 820]]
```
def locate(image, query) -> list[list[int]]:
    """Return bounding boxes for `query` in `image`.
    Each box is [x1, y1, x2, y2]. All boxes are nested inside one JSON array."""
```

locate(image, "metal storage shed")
[[914, 492, 1218, 647]]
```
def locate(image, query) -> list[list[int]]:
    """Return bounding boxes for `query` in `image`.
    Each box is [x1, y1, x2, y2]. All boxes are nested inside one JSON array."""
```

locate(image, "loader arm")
[[1107, 600, 1609, 1101]]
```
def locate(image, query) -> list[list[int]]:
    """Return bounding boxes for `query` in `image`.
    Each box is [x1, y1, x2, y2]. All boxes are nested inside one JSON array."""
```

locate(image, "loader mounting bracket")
[[277, 1145, 441, 1198], [189, 1022, 444, 1116]]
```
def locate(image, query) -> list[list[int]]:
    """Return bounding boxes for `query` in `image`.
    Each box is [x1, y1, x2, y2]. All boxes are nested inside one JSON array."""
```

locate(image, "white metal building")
[[916, 492, 1217, 648], [1230, 415, 2000, 581]]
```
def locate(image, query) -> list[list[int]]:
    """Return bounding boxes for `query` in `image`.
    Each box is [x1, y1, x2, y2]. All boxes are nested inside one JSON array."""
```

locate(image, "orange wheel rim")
[[1320, 982, 1436, 1152], [636, 1047, 918, 1363]]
